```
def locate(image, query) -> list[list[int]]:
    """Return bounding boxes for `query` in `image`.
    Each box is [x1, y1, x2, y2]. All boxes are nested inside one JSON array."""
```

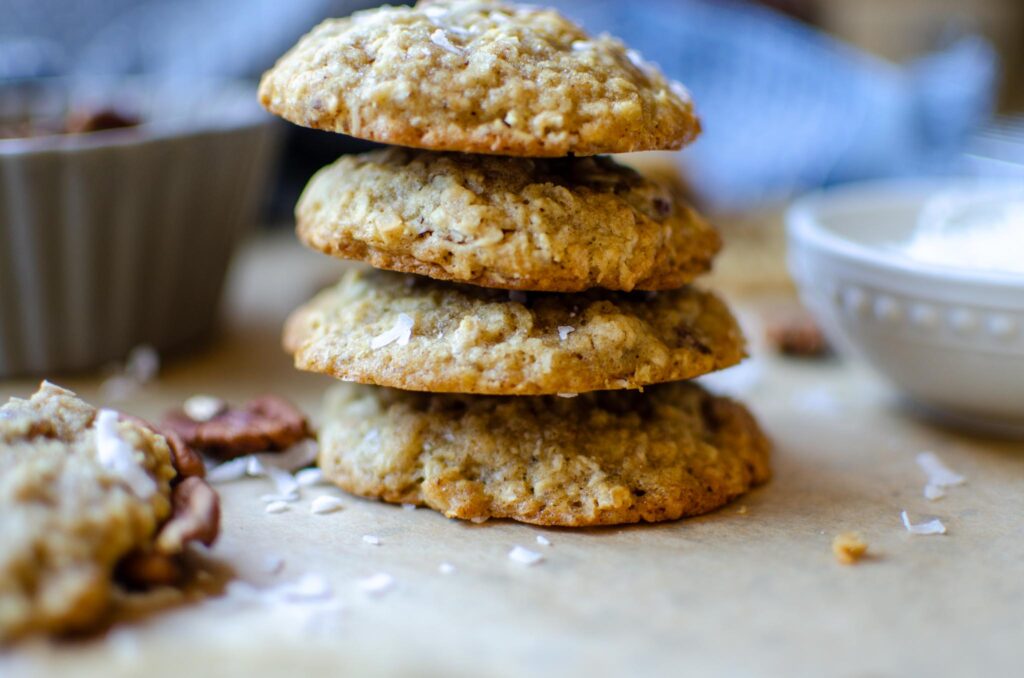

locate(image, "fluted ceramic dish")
[[0, 78, 279, 377], [787, 178, 1024, 437]]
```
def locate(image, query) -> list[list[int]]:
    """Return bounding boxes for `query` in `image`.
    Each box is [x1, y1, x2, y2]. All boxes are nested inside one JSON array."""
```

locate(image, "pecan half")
[[155, 477, 221, 555], [161, 395, 310, 460], [765, 308, 831, 358]]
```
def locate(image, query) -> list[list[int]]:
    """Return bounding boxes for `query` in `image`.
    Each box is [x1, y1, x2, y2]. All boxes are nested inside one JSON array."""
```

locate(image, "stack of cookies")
[[259, 0, 770, 527]]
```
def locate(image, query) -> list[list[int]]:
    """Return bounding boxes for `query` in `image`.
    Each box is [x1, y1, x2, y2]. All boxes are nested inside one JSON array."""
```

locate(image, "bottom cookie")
[[318, 382, 770, 527]]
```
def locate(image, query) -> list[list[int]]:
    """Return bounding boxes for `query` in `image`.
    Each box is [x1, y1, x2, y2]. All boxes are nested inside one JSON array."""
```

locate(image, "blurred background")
[[1, 0, 1022, 377], [3, 0, 1022, 215]]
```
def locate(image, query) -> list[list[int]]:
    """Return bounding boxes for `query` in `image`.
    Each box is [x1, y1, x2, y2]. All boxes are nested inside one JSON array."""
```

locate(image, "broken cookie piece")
[[0, 382, 221, 641]]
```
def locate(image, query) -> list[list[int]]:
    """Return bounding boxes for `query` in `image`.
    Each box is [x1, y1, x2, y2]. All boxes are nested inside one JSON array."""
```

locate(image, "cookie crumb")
[[736, 505, 748, 515], [832, 532, 868, 565]]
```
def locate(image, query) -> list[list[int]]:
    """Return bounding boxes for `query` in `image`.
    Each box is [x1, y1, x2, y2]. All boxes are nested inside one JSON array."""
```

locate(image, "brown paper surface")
[[2, 236, 1021, 677]]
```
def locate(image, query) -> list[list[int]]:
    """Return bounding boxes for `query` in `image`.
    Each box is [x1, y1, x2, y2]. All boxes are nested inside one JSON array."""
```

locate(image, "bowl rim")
[[786, 177, 1024, 288], [0, 76, 273, 156]]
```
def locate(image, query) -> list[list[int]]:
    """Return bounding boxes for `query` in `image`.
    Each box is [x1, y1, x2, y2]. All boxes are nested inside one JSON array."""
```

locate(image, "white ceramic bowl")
[[787, 178, 1024, 436], [0, 78, 279, 377]]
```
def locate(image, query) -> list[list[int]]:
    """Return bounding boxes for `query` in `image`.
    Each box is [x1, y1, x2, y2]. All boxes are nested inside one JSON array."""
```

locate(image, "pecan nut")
[[765, 308, 831, 358], [155, 477, 221, 555], [161, 395, 310, 460]]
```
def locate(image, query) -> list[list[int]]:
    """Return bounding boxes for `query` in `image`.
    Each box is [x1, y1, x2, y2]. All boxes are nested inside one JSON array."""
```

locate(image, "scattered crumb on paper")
[[832, 532, 868, 565]]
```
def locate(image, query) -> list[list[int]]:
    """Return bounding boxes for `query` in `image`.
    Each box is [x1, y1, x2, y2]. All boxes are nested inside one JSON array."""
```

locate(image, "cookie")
[[0, 383, 211, 641], [258, 0, 699, 156], [318, 381, 771, 526], [297, 149, 719, 292], [283, 268, 745, 396]]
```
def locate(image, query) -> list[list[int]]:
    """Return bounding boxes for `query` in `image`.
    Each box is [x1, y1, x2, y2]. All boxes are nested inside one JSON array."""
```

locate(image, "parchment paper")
[[2, 236, 1021, 677]]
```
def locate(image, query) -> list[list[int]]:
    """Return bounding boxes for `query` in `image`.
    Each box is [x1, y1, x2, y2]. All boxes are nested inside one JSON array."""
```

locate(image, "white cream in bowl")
[[900, 189, 1024, 276]]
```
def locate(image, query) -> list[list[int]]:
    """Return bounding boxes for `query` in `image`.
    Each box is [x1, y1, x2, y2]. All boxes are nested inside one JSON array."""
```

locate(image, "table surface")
[[2, 234, 1022, 678]]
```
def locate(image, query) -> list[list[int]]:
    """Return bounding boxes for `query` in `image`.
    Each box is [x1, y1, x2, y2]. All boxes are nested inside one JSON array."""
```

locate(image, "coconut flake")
[[429, 29, 463, 55], [265, 501, 290, 514], [535, 535, 551, 547], [571, 40, 593, 51], [626, 49, 649, 72], [357, 573, 395, 596], [371, 313, 414, 349], [258, 439, 320, 473], [557, 326, 575, 341], [470, 516, 489, 524], [205, 457, 250, 483], [362, 534, 381, 545], [669, 80, 692, 102], [276, 573, 333, 603], [100, 345, 160, 402], [310, 496, 344, 515], [900, 510, 946, 535], [508, 545, 544, 566], [438, 562, 456, 574], [266, 466, 300, 500], [247, 456, 265, 476], [557, 393, 578, 399], [916, 451, 966, 501], [295, 467, 325, 487], [183, 394, 227, 422], [94, 410, 157, 498]]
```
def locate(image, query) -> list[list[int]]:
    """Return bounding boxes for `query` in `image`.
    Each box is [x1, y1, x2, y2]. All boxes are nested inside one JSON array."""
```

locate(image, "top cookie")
[[258, 0, 699, 156]]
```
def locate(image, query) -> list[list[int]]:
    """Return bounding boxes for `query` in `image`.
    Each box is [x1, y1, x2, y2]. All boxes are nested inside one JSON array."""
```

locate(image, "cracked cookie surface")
[[297, 149, 719, 292], [283, 268, 745, 396], [258, 0, 699, 156], [318, 381, 771, 526]]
